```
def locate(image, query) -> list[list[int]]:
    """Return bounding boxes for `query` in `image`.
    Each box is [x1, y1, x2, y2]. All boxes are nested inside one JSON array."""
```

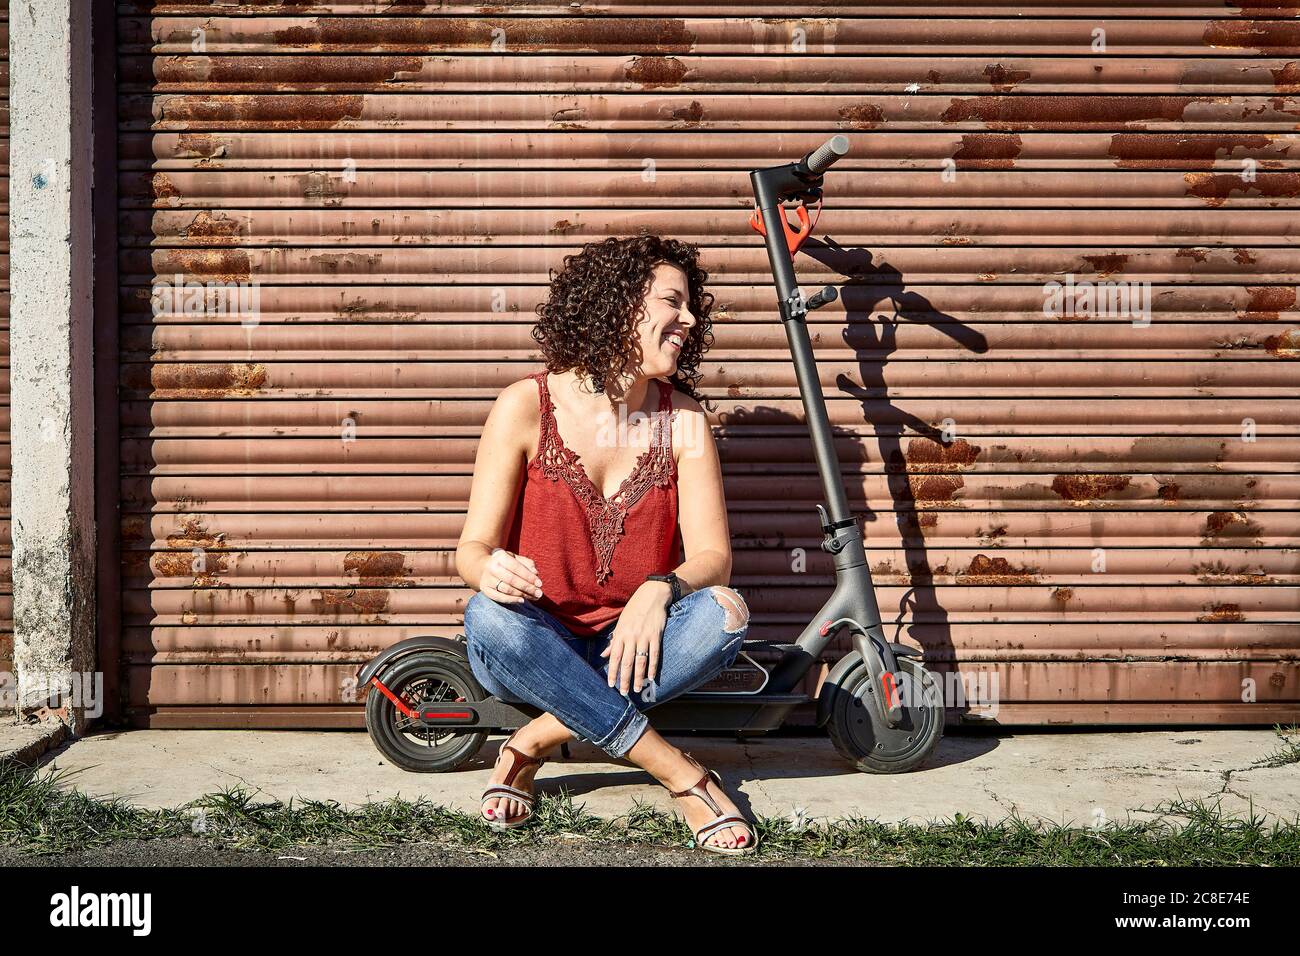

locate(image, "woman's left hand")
[[601, 581, 672, 697]]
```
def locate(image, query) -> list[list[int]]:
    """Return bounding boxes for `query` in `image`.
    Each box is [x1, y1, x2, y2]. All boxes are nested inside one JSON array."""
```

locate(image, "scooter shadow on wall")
[[804, 237, 991, 743]]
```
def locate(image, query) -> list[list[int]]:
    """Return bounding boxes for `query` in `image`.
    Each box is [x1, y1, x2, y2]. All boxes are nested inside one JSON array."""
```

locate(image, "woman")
[[455, 235, 757, 855]]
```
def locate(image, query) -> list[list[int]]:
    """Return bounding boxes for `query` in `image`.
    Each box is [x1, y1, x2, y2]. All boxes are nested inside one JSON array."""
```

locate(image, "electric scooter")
[[358, 136, 945, 774]]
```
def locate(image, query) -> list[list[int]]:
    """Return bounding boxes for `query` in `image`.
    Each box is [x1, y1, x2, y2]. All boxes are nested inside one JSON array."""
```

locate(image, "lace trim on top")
[[531, 371, 677, 584]]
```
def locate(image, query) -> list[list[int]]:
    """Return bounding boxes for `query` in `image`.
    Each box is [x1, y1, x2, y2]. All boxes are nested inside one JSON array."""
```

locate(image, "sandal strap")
[[481, 784, 536, 806], [696, 815, 753, 844], [671, 778, 724, 818], [496, 732, 546, 789]]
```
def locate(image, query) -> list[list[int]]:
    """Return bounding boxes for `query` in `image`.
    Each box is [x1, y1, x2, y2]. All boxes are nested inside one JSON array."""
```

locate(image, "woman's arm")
[[666, 396, 733, 596], [455, 380, 544, 601]]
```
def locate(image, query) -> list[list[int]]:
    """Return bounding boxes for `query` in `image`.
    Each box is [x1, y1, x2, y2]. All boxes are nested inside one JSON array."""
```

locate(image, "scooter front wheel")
[[826, 656, 944, 774], [364, 650, 488, 773]]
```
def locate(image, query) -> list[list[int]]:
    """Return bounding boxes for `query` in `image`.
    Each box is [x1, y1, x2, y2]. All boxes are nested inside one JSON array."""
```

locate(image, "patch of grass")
[[1249, 723, 1300, 770], [2, 759, 1297, 864]]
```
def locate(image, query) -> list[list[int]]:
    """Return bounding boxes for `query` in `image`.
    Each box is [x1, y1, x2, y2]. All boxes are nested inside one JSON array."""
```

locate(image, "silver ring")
[[635, 651, 648, 658]]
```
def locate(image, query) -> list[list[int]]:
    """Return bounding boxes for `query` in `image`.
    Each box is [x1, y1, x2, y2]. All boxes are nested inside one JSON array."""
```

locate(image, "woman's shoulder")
[[487, 374, 544, 430], [659, 378, 704, 416]]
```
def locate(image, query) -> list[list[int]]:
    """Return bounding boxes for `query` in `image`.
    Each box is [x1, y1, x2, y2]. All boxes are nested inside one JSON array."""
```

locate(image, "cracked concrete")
[[34, 727, 1300, 829]]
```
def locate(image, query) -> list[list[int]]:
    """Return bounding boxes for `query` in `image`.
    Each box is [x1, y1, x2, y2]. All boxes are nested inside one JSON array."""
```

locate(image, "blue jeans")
[[463, 586, 749, 758]]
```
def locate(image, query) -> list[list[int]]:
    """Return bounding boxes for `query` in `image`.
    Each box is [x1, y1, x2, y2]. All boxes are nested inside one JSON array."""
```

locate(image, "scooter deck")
[[414, 690, 812, 736]]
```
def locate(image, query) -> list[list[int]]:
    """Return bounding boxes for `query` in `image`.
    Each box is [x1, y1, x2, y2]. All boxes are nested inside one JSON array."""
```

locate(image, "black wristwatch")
[[646, 572, 682, 607]]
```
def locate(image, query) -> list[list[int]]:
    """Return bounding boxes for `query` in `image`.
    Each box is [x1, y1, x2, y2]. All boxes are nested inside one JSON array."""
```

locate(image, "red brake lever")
[[749, 201, 819, 259]]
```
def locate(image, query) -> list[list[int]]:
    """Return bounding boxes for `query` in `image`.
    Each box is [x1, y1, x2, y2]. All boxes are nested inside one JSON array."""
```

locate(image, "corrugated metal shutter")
[[0, 11, 12, 680], [116, 2, 1299, 727]]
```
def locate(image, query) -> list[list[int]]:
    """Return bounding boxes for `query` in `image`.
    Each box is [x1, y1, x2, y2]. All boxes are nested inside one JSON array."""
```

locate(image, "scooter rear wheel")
[[364, 650, 488, 773], [827, 656, 944, 774]]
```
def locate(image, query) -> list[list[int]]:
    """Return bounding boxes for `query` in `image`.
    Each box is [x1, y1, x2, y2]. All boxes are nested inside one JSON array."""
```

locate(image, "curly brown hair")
[[532, 235, 715, 406]]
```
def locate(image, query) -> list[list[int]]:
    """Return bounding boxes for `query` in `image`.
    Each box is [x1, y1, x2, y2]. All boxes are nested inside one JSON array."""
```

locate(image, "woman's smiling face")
[[628, 262, 697, 380]]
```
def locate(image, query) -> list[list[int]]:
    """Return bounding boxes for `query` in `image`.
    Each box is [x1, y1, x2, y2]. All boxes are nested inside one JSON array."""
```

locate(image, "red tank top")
[[505, 370, 683, 637]]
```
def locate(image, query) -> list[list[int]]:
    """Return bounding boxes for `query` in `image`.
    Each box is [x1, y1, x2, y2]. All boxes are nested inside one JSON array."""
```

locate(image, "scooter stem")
[[749, 166, 853, 527], [750, 144, 904, 724]]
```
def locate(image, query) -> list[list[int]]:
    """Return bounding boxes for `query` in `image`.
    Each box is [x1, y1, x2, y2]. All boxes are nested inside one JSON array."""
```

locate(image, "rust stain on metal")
[[940, 95, 1212, 130], [300, 171, 345, 205], [955, 554, 1039, 585], [550, 218, 578, 235], [1108, 133, 1289, 169], [150, 363, 268, 398], [953, 133, 1022, 169], [344, 551, 410, 587], [671, 100, 705, 126], [1263, 329, 1300, 357], [309, 251, 385, 273], [166, 516, 227, 550], [625, 56, 688, 89], [1194, 561, 1276, 585], [152, 173, 182, 205], [1197, 603, 1246, 623], [176, 133, 229, 163], [271, 18, 696, 54], [1203, 19, 1300, 54], [1050, 474, 1132, 502], [1240, 285, 1296, 320], [977, 523, 1007, 546], [909, 474, 965, 504], [1202, 511, 1265, 545], [1272, 62, 1300, 94], [1184, 171, 1300, 206], [902, 438, 981, 471], [898, 512, 939, 531], [157, 250, 253, 283], [154, 551, 230, 588], [837, 103, 884, 129], [984, 64, 1030, 93], [1080, 253, 1129, 277], [159, 94, 366, 127], [182, 211, 243, 241], [204, 54, 424, 86], [1176, 247, 1210, 263], [1052, 587, 1074, 607], [1233, 248, 1258, 265], [318, 588, 391, 620], [552, 105, 587, 126], [1218, 333, 1265, 357]]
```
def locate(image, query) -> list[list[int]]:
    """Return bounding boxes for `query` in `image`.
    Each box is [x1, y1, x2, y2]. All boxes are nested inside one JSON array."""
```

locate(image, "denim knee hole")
[[708, 586, 750, 634]]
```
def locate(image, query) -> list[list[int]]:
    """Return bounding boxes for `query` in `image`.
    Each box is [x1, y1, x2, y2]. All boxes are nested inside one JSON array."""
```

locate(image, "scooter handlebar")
[[800, 135, 850, 177]]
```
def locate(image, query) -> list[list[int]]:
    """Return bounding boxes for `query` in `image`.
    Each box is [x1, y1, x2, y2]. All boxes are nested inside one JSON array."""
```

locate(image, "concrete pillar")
[[9, 0, 98, 730]]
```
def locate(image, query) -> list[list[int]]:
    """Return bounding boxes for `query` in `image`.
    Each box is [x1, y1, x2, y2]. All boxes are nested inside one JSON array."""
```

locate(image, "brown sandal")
[[665, 752, 758, 856], [480, 730, 547, 830]]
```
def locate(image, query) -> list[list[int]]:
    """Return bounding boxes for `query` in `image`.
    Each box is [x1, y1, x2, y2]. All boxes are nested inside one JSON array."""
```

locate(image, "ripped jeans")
[[463, 585, 750, 758]]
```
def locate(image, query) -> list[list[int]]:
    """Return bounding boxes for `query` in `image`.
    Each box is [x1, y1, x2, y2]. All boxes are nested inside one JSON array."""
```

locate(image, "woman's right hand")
[[479, 548, 544, 604]]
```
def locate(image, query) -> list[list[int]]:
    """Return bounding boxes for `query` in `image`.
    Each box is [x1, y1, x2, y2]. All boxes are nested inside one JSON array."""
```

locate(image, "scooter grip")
[[803, 135, 850, 175]]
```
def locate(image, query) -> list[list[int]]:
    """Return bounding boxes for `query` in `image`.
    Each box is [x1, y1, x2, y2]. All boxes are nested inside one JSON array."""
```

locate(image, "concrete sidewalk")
[[34, 727, 1300, 829]]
